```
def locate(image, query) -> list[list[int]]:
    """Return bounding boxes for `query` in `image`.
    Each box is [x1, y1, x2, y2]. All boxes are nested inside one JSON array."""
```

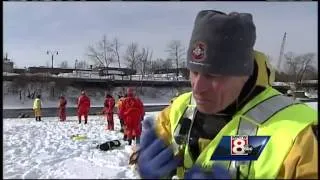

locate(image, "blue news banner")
[[211, 135, 270, 161]]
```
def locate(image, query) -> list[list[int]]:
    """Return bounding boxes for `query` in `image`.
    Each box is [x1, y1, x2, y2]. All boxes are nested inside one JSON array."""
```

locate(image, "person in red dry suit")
[[121, 88, 144, 145], [58, 95, 67, 121], [102, 94, 116, 130], [77, 90, 91, 124]]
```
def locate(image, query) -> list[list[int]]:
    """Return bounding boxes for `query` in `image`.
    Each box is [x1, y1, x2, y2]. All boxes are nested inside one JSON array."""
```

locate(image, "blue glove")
[[184, 165, 231, 179], [137, 127, 182, 179], [141, 115, 155, 132]]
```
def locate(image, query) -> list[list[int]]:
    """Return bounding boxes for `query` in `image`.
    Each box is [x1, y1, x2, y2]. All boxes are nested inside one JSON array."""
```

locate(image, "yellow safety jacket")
[[33, 98, 42, 110], [166, 87, 317, 179]]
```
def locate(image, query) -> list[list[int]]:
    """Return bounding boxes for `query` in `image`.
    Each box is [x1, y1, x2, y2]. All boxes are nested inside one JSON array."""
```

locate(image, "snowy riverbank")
[[3, 113, 160, 179], [3, 103, 317, 179]]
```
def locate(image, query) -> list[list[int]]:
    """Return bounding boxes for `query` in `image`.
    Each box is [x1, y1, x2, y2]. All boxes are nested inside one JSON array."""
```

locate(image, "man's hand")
[[137, 128, 182, 179], [129, 149, 139, 165], [184, 165, 231, 179]]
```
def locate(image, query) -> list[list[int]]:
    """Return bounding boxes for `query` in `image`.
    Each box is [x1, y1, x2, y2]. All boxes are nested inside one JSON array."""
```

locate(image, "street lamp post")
[[46, 50, 59, 69], [75, 59, 78, 70], [75, 59, 78, 77]]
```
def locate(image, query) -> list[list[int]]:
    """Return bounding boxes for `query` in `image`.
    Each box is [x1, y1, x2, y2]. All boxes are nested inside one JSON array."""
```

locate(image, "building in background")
[[3, 53, 14, 73]]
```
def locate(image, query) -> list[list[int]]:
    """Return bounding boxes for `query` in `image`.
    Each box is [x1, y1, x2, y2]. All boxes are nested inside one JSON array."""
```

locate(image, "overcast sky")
[[4, 2, 318, 69]]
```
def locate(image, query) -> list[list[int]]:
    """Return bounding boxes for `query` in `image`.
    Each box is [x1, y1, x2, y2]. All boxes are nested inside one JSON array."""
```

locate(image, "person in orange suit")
[[102, 94, 115, 130], [58, 95, 67, 121], [120, 88, 144, 145], [77, 90, 91, 124]]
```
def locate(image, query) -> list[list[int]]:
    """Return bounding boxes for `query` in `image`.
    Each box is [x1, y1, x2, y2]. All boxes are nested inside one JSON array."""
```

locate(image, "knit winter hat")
[[187, 10, 256, 76]]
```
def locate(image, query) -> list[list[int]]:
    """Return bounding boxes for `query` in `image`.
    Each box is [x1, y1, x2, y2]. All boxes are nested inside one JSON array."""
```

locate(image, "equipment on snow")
[[71, 134, 88, 141], [96, 140, 121, 151], [18, 113, 29, 118]]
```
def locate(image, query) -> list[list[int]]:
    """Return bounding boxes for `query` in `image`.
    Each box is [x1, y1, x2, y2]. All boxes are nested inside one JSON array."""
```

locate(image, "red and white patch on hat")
[[191, 41, 206, 62]]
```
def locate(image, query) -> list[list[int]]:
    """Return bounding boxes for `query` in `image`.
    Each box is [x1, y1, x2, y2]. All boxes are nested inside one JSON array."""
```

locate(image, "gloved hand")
[[141, 115, 155, 131], [184, 165, 231, 179], [137, 127, 182, 179]]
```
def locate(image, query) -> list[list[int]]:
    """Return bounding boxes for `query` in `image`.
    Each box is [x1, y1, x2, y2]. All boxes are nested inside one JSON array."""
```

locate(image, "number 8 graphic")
[[232, 139, 245, 154]]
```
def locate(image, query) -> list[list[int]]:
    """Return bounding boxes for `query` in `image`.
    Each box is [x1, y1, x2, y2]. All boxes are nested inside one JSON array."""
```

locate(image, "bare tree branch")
[[87, 46, 104, 67], [110, 38, 122, 68], [284, 52, 316, 85], [166, 40, 186, 80], [59, 61, 69, 68], [87, 35, 115, 69], [76, 60, 88, 69], [124, 42, 140, 80], [136, 47, 154, 80], [151, 58, 173, 71]]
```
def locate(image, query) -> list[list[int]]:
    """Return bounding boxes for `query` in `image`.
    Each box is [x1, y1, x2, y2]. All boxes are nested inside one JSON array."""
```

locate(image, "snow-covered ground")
[[3, 72, 20, 76], [3, 112, 159, 179], [3, 102, 317, 179]]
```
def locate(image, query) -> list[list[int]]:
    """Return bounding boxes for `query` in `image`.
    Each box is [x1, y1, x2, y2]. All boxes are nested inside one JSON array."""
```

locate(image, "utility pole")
[[75, 59, 78, 77], [75, 59, 78, 70], [4, 53, 8, 61], [46, 50, 59, 69], [277, 32, 287, 72]]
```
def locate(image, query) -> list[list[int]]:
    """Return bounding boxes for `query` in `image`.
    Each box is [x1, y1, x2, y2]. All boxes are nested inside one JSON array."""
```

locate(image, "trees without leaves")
[[137, 47, 153, 80], [87, 35, 115, 69], [149, 58, 173, 73], [124, 44, 154, 80], [166, 40, 186, 79], [124, 42, 140, 79], [59, 61, 69, 68], [110, 38, 121, 68], [76, 60, 88, 69], [83, 35, 316, 84], [284, 52, 317, 84]]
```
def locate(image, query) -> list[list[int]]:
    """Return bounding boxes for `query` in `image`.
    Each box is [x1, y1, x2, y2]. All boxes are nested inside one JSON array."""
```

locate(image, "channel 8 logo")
[[231, 136, 253, 155], [212, 135, 270, 161]]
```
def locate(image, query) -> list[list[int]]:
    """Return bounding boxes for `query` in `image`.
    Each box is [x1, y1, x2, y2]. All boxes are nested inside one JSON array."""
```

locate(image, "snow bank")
[[3, 82, 189, 109]]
